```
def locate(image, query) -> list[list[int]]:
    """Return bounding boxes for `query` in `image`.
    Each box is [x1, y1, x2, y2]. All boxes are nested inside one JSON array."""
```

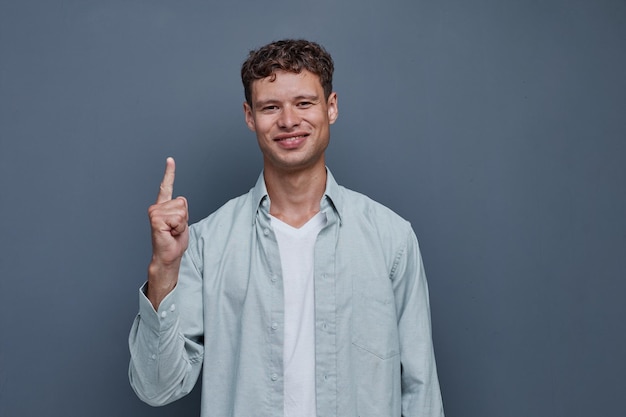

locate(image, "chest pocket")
[[351, 277, 400, 360]]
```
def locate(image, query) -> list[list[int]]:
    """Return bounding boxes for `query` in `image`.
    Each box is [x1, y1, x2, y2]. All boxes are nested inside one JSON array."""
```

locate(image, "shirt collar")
[[250, 168, 343, 225]]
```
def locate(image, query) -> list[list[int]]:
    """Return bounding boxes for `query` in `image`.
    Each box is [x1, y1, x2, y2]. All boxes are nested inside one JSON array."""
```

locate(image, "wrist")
[[146, 259, 180, 310]]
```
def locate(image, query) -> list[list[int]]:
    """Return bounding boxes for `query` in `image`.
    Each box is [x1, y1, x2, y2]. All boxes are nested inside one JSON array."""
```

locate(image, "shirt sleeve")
[[128, 248, 204, 406], [391, 228, 445, 416]]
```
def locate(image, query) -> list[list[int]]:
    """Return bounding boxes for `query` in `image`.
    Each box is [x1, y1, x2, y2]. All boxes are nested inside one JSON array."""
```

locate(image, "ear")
[[243, 102, 256, 132], [327, 92, 338, 125]]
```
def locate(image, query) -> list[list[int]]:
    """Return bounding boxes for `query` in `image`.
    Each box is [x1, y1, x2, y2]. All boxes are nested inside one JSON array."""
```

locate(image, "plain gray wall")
[[1, 1, 625, 416]]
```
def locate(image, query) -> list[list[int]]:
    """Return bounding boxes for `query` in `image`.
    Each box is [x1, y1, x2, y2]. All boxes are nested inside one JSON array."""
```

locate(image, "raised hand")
[[146, 157, 189, 309]]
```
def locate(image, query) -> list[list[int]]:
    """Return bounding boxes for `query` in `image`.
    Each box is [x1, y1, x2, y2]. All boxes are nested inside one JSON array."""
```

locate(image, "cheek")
[[303, 112, 326, 127], [253, 118, 275, 137], [257, 118, 271, 131]]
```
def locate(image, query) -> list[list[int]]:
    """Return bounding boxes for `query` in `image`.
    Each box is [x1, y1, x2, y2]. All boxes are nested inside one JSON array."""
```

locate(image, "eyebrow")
[[293, 94, 320, 101]]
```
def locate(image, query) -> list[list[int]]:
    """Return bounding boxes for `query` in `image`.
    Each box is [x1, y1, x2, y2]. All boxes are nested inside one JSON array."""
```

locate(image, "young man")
[[129, 39, 444, 416]]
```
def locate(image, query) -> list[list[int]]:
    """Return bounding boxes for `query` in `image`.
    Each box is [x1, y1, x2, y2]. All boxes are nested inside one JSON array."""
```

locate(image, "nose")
[[278, 105, 300, 129]]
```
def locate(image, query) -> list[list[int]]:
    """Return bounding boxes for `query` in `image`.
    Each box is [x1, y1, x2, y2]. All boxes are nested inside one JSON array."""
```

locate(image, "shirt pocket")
[[351, 283, 400, 360]]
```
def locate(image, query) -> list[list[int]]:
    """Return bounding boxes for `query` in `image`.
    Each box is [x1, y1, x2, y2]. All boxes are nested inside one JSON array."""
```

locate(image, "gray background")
[[1, 0, 624, 416]]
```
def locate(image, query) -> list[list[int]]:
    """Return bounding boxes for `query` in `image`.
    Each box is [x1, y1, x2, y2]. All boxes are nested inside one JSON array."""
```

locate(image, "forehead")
[[251, 69, 323, 102]]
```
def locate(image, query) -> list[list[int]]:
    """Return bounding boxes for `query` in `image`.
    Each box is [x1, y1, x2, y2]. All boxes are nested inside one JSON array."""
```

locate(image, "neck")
[[264, 163, 327, 228]]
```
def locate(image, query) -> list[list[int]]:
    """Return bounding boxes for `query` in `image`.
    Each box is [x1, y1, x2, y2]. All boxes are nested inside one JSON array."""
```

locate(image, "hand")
[[146, 157, 189, 308]]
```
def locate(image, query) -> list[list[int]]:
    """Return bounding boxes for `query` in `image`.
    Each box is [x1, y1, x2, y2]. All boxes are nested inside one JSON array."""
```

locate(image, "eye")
[[297, 101, 313, 108], [261, 105, 279, 112]]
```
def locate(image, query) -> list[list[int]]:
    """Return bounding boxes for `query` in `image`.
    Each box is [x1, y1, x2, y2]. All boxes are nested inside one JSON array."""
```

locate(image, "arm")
[[392, 229, 445, 416], [128, 157, 204, 406]]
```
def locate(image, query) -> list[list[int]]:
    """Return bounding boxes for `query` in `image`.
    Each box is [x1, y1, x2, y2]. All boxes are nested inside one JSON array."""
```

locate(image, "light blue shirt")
[[129, 170, 444, 416]]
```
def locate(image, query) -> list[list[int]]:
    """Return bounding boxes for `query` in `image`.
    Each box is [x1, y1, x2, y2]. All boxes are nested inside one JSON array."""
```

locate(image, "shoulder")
[[189, 188, 256, 238], [337, 185, 414, 241]]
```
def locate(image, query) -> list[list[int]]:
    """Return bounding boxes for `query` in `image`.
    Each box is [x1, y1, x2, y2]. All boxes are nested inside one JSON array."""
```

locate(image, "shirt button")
[[262, 200, 268, 207], [169, 304, 176, 312], [151, 354, 156, 360], [270, 275, 277, 282], [271, 373, 278, 381], [322, 321, 328, 330], [160, 311, 167, 318], [324, 374, 329, 381], [263, 228, 270, 236], [271, 322, 278, 330]]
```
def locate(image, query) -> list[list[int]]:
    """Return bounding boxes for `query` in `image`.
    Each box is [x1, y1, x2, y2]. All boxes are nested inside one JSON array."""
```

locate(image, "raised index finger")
[[156, 157, 176, 203]]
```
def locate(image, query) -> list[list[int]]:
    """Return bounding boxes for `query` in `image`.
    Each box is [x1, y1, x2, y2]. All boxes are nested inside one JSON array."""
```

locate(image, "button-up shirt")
[[129, 170, 444, 416]]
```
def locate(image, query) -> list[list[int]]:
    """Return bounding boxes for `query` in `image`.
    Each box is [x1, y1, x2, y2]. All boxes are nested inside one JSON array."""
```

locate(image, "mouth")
[[273, 132, 309, 149], [274, 133, 309, 142]]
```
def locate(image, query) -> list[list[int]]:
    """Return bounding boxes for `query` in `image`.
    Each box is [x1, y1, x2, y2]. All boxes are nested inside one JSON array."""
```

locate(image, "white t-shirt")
[[271, 212, 326, 417]]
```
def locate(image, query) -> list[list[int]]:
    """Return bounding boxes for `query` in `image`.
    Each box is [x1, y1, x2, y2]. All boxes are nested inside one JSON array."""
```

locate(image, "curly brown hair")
[[241, 39, 334, 106]]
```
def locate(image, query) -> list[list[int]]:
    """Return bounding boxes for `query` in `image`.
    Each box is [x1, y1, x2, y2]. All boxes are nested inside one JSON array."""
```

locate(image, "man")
[[129, 39, 444, 416]]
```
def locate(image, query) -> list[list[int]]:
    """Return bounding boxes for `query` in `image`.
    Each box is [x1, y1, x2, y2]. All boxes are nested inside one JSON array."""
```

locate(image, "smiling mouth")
[[274, 134, 308, 142]]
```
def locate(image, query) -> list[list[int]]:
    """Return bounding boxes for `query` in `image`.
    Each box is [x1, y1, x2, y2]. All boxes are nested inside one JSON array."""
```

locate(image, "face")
[[243, 69, 338, 174]]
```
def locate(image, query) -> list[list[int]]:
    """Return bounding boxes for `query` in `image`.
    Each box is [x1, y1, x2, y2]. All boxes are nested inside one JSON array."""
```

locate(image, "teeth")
[[280, 135, 303, 141]]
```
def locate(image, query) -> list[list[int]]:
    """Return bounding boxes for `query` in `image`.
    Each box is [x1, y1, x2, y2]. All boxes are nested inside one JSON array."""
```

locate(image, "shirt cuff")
[[138, 282, 179, 332]]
